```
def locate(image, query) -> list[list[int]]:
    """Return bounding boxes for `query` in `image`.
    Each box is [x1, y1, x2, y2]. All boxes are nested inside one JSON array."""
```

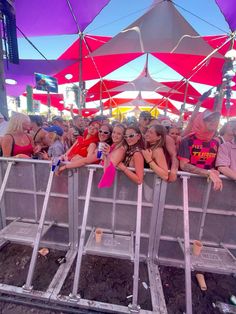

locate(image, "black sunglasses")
[[99, 130, 110, 135], [124, 133, 137, 139]]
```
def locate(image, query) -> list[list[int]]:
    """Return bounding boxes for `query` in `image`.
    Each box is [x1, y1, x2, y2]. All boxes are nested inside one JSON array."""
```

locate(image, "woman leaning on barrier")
[[61, 118, 100, 162], [57, 124, 113, 174], [142, 124, 169, 181], [1, 113, 37, 158], [101, 123, 127, 168], [117, 124, 144, 185]]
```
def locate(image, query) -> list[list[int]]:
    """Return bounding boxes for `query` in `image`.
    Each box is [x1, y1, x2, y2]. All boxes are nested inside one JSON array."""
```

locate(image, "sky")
[[15, 0, 232, 115]]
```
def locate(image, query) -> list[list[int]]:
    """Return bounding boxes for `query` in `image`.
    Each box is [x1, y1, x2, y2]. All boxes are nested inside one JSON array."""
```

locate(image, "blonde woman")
[[102, 124, 127, 168], [98, 124, 126, 188], [2, 113, 34, 158]]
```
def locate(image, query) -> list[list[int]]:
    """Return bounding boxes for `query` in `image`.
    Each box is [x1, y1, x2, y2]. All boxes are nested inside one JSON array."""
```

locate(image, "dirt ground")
[[0, 243, 235, 313]]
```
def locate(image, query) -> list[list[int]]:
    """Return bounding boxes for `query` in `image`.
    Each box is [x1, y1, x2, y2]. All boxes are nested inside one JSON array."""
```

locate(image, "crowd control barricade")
[[154, 171, 236, 314], [1, 158, 235, 314], [0, 157, 74, 299], [0, 158, 167, 314]]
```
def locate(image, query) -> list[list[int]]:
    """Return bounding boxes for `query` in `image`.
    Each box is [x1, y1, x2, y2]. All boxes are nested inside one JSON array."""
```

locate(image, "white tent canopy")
[[109, 63, 182, 93], [91, 0, 222, 57]]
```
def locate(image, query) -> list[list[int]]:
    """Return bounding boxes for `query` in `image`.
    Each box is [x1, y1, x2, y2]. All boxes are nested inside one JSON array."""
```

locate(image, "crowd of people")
[[0, 109, 235, 189]]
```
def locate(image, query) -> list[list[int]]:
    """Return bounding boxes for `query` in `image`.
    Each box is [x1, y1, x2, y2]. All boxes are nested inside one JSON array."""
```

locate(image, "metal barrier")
[[154, 172, 236, 314], [0, 157, 235, 314]]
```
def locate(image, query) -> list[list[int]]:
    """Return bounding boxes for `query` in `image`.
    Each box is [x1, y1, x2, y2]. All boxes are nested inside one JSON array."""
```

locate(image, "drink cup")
[[196, 273, 207, 291], [95, 228, 103, 243], [192, 240, 203, 256], [97, 142, 105, 159]]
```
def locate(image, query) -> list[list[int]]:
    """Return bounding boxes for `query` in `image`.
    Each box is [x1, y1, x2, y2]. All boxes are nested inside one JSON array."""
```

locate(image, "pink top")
[[11, 134, 34, 157]]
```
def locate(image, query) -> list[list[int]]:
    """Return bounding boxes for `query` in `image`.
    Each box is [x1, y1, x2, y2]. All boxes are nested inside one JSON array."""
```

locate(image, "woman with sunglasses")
[[142, 125, 168, 181], [118, 125, 144, 185], [57, 124, 112, 174]]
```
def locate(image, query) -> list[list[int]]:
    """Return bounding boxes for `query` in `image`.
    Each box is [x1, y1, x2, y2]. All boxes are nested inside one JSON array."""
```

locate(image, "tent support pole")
[[0, 25, 8, 118]]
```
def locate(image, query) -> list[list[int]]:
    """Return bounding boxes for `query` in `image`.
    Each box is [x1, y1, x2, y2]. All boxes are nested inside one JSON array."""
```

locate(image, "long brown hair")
[[124, 124, 144, 166], [146, 124, 166, 149], [126, 124, 145, 149]]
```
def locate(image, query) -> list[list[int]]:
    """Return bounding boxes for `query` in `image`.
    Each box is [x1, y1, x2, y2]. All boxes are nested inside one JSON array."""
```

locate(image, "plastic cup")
[[95, 228, 103, 243], [192, 240, 203, 256], [196, 273, 207, 291]]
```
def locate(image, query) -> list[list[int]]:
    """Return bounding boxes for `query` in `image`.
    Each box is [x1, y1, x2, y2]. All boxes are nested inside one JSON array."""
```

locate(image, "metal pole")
[[100, 80, 103, 115], [111, 173, 117, 236], [47, 90, 51, 121], [78, 33, 83, 115], [198, 181, 211, 240], [151, 180, 167, 260], [129, 184, 143, 312], [0, 162, 13, 228], [178, 80, 189, 123], [23, 169, 54, 291], [70, 168, 94, 299], [164, 99, 168, 116], [0, 23, 8, 118], [181, 175, 193, 314]]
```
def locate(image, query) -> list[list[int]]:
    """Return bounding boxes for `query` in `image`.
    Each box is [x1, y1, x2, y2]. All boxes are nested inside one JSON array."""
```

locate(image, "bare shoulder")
[[2, 134, 13, 143]]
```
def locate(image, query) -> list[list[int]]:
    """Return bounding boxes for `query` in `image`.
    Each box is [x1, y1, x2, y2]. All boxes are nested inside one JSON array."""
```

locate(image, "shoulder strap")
[[33, 127, 42, 142], [6, 134, 15, 156]]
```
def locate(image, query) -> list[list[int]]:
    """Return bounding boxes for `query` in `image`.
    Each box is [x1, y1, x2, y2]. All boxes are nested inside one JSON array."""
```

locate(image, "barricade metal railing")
[[0, 157, 235, 314]]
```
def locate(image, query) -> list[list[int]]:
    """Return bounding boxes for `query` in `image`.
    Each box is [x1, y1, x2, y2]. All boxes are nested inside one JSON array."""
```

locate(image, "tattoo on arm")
[[182, 163, 207, 176]]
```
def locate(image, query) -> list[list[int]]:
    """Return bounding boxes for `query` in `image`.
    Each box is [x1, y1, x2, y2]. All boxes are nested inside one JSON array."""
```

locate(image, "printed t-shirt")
[[178, 134, 219, 170]]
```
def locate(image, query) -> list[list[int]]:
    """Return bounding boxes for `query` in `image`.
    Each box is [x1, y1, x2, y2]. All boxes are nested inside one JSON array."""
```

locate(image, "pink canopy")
[[158, 80, 200, 104], [86, 79, 127, 102], [54, 35, 142, 84], [22, 93, 65, 111], [153, 53, 226, 86]]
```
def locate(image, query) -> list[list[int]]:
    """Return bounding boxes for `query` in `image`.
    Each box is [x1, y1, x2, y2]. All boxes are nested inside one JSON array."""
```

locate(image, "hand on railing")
[[168, 170, 177, 182], [101, 143, 111, 156], [208, 169, 223, 191]]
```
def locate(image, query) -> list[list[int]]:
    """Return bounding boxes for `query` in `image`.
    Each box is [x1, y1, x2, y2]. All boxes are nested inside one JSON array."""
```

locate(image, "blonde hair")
[[6, 113, 30, 134], [48, 132, 60, 143]]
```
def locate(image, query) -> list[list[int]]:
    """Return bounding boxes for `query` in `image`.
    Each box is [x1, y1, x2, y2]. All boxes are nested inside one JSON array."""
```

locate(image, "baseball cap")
[[51, 116, 64, 123], [45, 125, 64, 136]]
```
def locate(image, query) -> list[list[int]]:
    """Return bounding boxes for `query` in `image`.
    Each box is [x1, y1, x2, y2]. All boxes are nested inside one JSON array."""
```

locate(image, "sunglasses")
[[124, 133, 137, 139], [99, 130, 110, 135]]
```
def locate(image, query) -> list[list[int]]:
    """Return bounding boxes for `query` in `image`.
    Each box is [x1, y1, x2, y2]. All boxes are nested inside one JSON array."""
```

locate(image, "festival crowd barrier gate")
[[0, 158, 235, 314]]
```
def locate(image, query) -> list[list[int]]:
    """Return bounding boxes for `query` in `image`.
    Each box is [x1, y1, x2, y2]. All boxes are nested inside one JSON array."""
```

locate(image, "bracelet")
[[147, 159, 153, 164]]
